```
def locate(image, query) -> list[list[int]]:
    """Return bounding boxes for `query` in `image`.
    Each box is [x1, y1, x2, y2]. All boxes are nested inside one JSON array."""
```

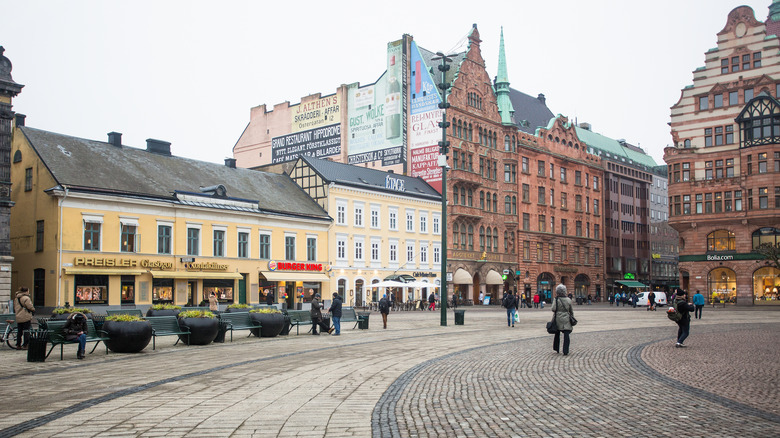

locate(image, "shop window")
[[121, 276, 135, 304], [707, 230, 735, 252], [753, 267, 780, 304], [708, 268, 736, 304], [204, 279, 234, 304], [75, 275, 108, 305], [152, 278, 174, 303], [752, 227, 780, 249]]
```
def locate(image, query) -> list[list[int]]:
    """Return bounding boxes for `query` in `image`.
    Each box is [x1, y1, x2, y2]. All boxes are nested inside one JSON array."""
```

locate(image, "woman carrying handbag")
[[551, 284, 576, 356]]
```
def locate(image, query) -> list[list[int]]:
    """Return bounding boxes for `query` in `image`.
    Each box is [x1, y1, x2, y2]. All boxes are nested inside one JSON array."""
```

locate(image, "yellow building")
[[289, 156, 441, 307], [10, 125, 331, 311]]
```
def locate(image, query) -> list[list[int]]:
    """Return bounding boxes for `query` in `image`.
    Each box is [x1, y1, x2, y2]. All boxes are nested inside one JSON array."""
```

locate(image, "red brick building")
[[665, 3, 780, 306]]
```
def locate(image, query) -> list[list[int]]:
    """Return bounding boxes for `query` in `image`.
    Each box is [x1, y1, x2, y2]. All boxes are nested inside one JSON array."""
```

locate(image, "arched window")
[[12, 150, 22, 163], [683, 139, 691, 148], [461, 152, 466, 170], [752, 227, 780, 249], [493, 193, 498, 211], [461, 224, 467, 249], [452, 223, 459, 247], [467, 225, 474, 250], [480, 191, 485, 209], [493, 133, 498, 149], [512, 196, 517, 214], [460, 186, 466, 205], [457, 119, 463, 138], [484, 191, 490, 211], [468, 123, 473, 141], [504, 231, 508, 251], [504, 196, 511, 214], [479, 128, 483, 145], [486, 227, 492, 251], [493, 227, 499, 251], [479, 226, 485, 250], [468, 189, 473, 206], [451, 117, 457, 136], [707, 230, 735, 252], [504, 135, 510, 151]]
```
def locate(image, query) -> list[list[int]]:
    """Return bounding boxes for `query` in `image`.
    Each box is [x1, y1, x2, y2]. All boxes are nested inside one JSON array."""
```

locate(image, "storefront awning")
[[150, 270, 244, 279], [260, 271, 330, 282], [452, 268, 473, 284], [485, 270, 504, 285], [64, 268, 148, 276], [615, 280, 649, 288]]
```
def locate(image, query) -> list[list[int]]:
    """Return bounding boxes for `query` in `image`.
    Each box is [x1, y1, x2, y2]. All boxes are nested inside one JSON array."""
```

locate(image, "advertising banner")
[[347, 40, 405, 166], [271, 124, 341, 164], [291, 94, 340, 133], [408, 41, 444, 192]]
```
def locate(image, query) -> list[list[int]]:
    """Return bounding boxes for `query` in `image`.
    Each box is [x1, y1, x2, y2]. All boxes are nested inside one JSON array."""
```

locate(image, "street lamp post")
[[433, 52, 452, 326]]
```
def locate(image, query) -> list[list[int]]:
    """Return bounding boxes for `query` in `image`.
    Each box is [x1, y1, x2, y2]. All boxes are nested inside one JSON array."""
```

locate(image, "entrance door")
[[33, 268, 45, 307], [238, 274, 247, 304], [187, 281, 197, 306], [355, 279, 364, 307]]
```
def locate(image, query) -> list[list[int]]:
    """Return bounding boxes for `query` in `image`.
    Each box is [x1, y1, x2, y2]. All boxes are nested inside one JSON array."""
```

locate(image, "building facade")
[[288, 155, 441, 306], [648, 166, 679, 293], [0, 47, 23, 310], [665, 3, 780, 305], [10, 124, 331, 311]]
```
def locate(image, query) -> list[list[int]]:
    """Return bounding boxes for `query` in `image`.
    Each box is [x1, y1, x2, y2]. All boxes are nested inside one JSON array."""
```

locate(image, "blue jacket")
[[692, 293, 705, 306]]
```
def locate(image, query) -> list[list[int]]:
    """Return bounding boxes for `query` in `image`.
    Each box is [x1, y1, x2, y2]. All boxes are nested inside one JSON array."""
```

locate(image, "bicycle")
[[1, 319, 18, 349]]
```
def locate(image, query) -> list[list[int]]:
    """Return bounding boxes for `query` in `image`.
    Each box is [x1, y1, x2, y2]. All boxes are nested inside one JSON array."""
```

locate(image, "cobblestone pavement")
[[0, 305, 777, 437]]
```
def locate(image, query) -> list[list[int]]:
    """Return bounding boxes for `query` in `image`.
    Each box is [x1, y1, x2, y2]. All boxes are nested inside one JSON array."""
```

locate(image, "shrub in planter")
[[249, 308, 285, 337], [225, 303, 251, 313], [146, 304, 181, 317], [103, 315, 152, 353], [177, 310, 218, 345], [51, 307, 94, 320]]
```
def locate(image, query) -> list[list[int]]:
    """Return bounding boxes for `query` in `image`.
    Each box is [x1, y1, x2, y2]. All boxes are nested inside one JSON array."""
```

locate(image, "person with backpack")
[[427, 292, 436, 311], [503, 291, 518, 327], [13, 287, 35, 350], [378, 294, 390, 329], [669, 290, 695, 348]]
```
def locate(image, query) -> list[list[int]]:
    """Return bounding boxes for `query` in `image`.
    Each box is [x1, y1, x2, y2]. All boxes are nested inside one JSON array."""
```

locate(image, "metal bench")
[[106, 309, 144, 318], [218, 312, 262, 342], [46, 319, 109, 360], [286, 310, 313, 335], [144, 316, 190, 350], [340, 307, 362, 329]]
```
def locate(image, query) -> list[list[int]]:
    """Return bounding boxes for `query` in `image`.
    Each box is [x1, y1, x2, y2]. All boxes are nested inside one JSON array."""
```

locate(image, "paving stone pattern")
[[0, 306, 777, 437]]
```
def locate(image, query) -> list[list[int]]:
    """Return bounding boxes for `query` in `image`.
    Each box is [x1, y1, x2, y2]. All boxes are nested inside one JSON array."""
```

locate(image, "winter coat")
[[14, 290, 35, 324], [675, 297, 695, 324], [310, 298, 322, 321], [551, 297, 574, 331], [63, 313, 89, 341], [329, 295, 342, 317], [692, 293, 705, 306], [208, 294, 219, 311], [533, 294, 540, 304], [379, 297, 390, 314]]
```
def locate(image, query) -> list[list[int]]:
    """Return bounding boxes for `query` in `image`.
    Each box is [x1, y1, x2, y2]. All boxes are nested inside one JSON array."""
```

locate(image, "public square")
[[0, 304, 778, 438]]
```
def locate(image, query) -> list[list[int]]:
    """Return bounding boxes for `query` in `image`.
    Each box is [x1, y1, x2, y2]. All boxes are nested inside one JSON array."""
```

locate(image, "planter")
[[103, 320, 152, 353], [225, 306, 251, 313], [51, 312, 93, 320], [250, 312, 285, 337], [146, 308, 180, 317], [177, 317, 219, 345]]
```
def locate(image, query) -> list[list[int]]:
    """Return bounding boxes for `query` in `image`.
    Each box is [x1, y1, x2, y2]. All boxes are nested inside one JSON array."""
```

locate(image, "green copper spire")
[[771, 0, 780, 21], [495, 27, 515, 125]]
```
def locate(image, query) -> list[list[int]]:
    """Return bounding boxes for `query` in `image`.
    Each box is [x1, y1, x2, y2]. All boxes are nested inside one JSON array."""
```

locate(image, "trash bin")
[[27, 329, 49, 362], [321, 315, 331, 331], [214, 320, 228, 343], [91, 315, 106, 331], [454, 309, 466, 325], [357, 312, 370, 330]]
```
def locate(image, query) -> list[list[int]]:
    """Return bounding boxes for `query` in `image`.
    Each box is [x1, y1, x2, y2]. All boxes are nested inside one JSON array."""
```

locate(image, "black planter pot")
[[103, 320, 152, 353], [249, 312, 285, 337], [146, 308, 180, 317], [51, 312, 93, 320], [225, 307, 251, 313], [178, 317, 219, 345]]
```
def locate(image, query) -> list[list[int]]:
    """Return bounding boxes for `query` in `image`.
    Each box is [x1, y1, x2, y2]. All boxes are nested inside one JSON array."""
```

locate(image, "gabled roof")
[[574, 125, 657, 169], [297, 155, 441, 201], [21, 127, 330, 220], [508, 88, 554, 134]]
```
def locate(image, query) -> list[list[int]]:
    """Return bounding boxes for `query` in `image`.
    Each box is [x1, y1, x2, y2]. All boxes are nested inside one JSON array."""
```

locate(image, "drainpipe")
[[57, 186, 69, 307]]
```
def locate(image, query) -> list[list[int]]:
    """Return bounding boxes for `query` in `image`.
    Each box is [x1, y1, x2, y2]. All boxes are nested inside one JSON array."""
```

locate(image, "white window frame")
[[212, 225, 228, 257], [258, 230, 271, 260], [354, 201, 365, 228], [406, 240, 416, 267], [389, 207, 399, 231], [156, 220, 174, 255], [336, 199, 348, 226], [119, 216, 139, 253], [406, 209, 415, 232], [388, 238, 399, 268], [284, 232, 296, 261], [306, 234, 318, 262], [336, 233, 348, 265], [370, 236, 381, 268], [433, 243, 441, 266], [370, 204, 381, 229], [186, 223, 202, 256], [237, 227, 251, 258], [432, 213, 441, 235], [419, 240, 429, 268], [83, 214, 104, 252], [354, 236, 365, 264], [419, 211, 428, 234]]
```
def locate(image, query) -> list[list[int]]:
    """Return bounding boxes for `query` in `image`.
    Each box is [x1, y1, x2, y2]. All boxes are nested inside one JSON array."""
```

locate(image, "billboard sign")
[[271, 124, 341, 164], [408, 41, 443, 192], [347, 40, 405, 166], [291, 94, 340, 133]]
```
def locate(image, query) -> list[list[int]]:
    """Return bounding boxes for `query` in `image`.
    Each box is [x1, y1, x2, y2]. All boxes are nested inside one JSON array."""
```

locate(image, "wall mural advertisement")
[[271, 94, 342, 164], [347, 40, 405, 166], [409, 41, 443, 192]]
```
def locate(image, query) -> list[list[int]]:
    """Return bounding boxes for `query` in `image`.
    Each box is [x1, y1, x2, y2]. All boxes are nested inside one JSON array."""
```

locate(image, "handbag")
[[569, 315, 578, 326], [546, 297, 559, 334]]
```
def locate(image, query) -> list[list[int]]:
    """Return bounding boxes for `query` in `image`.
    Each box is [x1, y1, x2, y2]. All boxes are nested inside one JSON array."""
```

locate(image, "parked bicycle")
[[1, 318, 18, 349]]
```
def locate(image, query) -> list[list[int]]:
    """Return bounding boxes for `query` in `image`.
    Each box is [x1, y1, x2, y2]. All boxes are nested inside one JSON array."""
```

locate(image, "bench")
[[106, 309, 144, 318], [218, 312, 262, 342], [340, 307, 362, 329], [286, 310, 312, 335], [46, 319, 109, 360], [144, 316, 190, 350]]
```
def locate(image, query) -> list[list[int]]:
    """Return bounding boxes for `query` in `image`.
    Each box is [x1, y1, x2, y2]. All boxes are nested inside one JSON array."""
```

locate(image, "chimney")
[[579, 122, 591, 131], [14, 113, 25, 127], [388, 169, 394, 174], [537, 93, 546, 104], [107, 131, 122, 147], [146, 138, 171, 156], [224, 158, 236, 168]]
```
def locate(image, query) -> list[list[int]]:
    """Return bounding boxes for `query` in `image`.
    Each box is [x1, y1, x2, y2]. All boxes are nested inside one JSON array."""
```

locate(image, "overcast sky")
[[1, 0, 772, 166]]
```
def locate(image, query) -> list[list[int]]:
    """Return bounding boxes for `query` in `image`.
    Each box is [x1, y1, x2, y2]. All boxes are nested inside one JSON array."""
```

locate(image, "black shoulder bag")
[[546, 297, 559, 334]]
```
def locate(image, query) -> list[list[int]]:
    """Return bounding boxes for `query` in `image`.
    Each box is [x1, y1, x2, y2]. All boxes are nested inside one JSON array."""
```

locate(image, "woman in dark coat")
[[63, 312, 88, 359], [310, 292, 333, 335], [551, 284, 574, 356]]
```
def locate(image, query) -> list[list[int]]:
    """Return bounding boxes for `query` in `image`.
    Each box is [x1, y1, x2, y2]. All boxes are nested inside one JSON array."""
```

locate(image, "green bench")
[[287, 310, 313, 335], [45, 319, 109, 360], [144, 316, 190, 350], [340, 307, 362, 329], [218, 312, 262, 342], [106, 309, 144, 318]]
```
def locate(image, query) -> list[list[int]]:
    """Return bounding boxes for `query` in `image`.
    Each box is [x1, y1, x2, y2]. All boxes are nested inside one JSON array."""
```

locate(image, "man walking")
[[428, 292, 436, 311], [674, 290, 696, 348], [648, 290, 656, 311], [328, 292, 342, 335], [379, 294, 390, 329], [692, 290, 705, 319], [13, 287, 35, 350], [503, 291, 518, 327]]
